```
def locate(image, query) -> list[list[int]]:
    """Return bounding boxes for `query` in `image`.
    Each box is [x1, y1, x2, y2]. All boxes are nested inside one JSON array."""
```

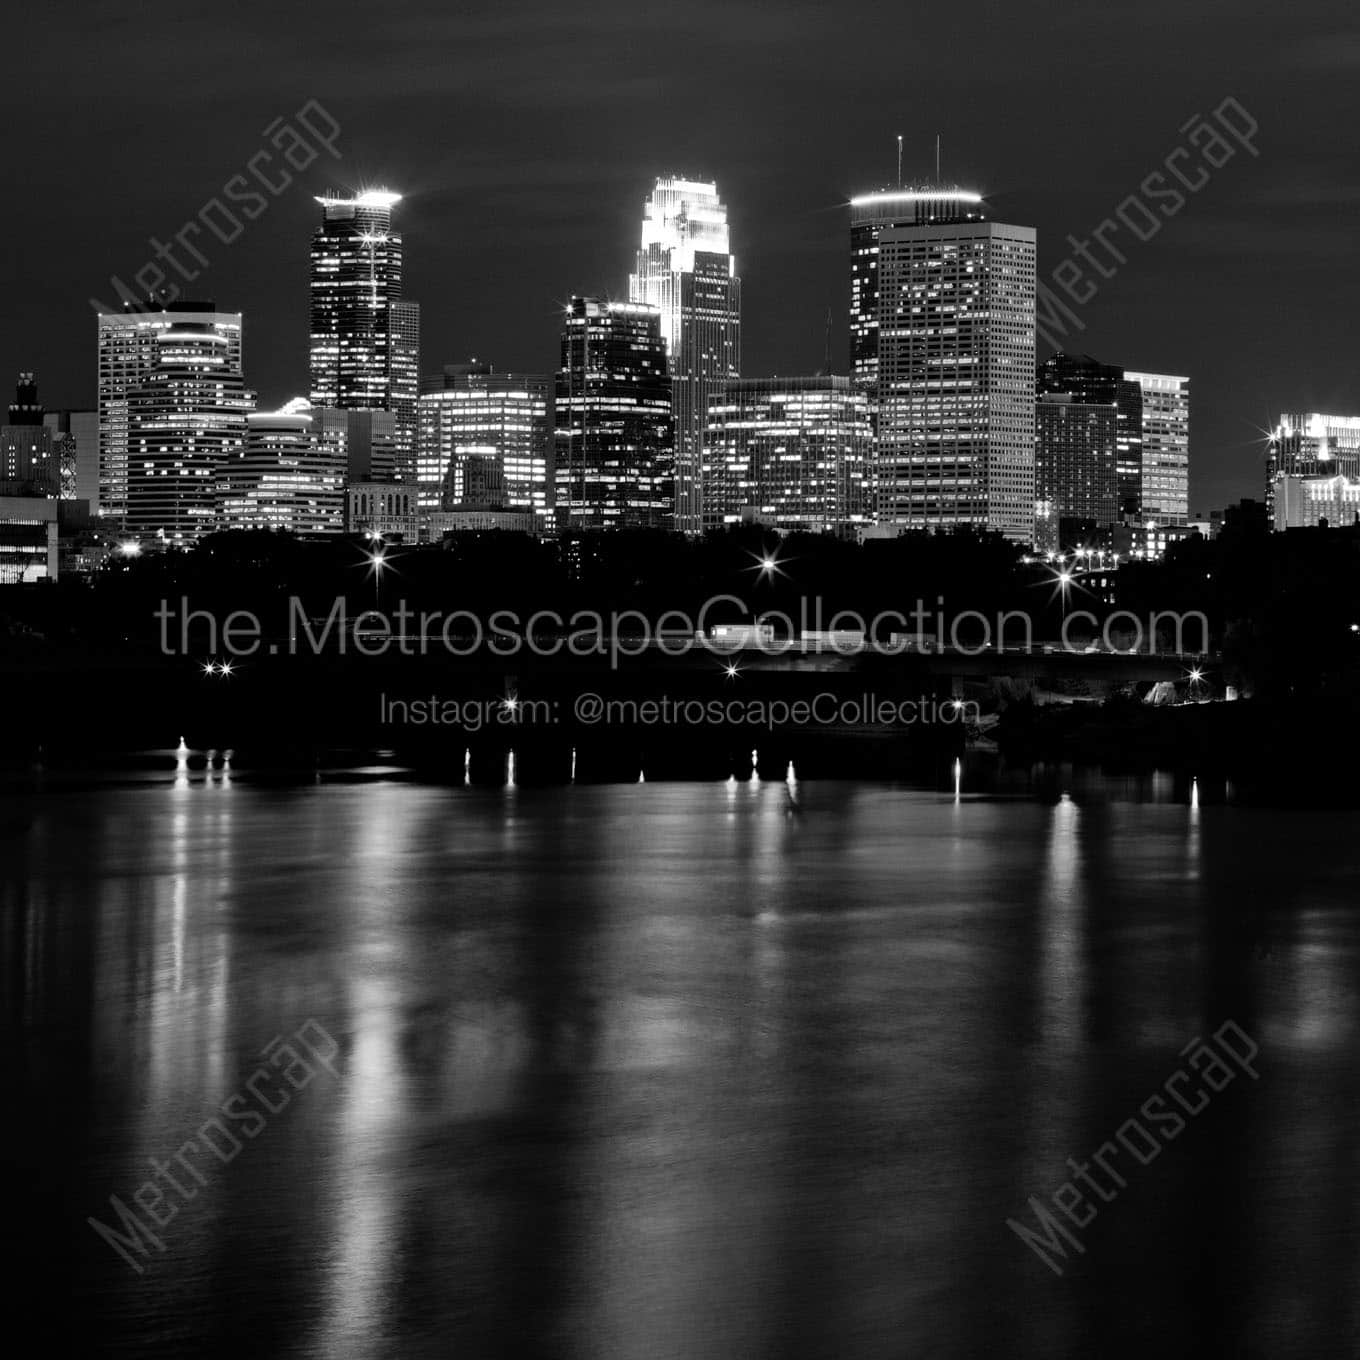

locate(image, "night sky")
[[8, 0, 1357, 514]]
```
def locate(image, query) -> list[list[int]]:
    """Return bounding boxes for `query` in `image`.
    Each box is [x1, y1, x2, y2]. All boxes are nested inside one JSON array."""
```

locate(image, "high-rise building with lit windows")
[[1, 374, 55, 494], [628, 176, 740, 534], [870, 194, 1036, 542], [99, 300, 242, 524], [308, 190, 420, 481], [705, 377, 871, 536], [125, 307, 248, 547], [1037, 352, 1143, 517], [218, 400, 346, 536], [554, 297, 672, 532], [1265, 413, 1360, 525], [1126, 371, 1189, 524], [1034, 394, 1118, 552], [850, 188, 988, 400], [417, 362, 551, 527]]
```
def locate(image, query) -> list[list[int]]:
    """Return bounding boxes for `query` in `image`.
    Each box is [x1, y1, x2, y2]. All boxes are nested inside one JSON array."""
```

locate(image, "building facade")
[[44, 409, 99, 504], [99, 301, 243, 525], [417, 363, 551, 527], [1036, 352, 1143, 516], [218, 404, 346, 536], [628, 177, 740, 533], [308, 191, 420, 481], [1266, 413, 1360, 524], [125, 309, 248, 547], [1126, 371, 1189, 525], [874, 207, 1036, 542], [1, 374, 55, 495], [705, 376, 871, 536], [1034, 394, 1118, 552], [345, 482, 418, 540], [0, 497, 58, 583], [849, 188, 988, 397], [554, 298, 673, 532], [1273, 474, 1360, 530]]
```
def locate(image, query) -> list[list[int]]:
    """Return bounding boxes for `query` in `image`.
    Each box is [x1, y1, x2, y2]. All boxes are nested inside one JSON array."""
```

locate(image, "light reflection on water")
[[6, 776, 1360, 1358]]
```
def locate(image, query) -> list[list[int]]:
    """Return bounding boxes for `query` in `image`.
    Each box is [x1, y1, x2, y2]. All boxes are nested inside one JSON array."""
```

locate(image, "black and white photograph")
[[4, 2, 1358, 1355]]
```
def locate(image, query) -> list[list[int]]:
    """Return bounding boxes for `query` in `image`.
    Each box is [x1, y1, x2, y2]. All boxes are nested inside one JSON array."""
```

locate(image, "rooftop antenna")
[[896, 134, 903, 188], [935, 134, 941, 185], [824, 306, 833, 374]]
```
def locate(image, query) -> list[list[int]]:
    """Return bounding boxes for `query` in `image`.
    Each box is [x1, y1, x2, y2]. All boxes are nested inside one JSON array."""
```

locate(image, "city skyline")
[[6, 0, 1350, 522], [10, 135, 1338, 524]]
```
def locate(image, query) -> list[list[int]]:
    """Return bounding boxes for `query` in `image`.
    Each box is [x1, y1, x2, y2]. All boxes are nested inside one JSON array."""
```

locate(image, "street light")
[[367, 547, 387, 608]]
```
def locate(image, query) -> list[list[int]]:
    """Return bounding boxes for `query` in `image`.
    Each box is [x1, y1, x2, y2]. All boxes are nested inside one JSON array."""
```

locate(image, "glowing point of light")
[[118, 541, 141, 557], [724, 662, 741, 679]]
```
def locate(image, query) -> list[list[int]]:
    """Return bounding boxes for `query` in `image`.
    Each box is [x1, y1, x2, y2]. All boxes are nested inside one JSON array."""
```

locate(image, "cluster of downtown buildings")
[[0, 172, 1352, 583]]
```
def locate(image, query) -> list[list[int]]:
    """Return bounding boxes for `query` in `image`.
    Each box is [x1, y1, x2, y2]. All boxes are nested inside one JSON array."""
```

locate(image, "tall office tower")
[[1265, 413, 1360, 524], [704, 376, 872, 536], [344, 409, 398, 484], [0, 374, 56, 493], [308, 191, 420, 480], [873, 198, 1037, 542], [99, 300, 244, 524], [1036, 352, 1143, 516], [44, 410, 99, 503], [218, 401, 346, 536], [554, 298, 673, 531], [1034, 394, 1118, 552], [628, 176, 740, 533], [417, 362, 552, 525], [1126, 371, 1189, 524], [849, 188, 988, 398], [126, 309, 248, 546]]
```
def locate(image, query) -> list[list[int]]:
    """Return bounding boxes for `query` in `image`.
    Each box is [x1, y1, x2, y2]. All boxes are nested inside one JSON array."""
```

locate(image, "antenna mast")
[[935, 134, 941, 184], [896, 134, 903, 188]]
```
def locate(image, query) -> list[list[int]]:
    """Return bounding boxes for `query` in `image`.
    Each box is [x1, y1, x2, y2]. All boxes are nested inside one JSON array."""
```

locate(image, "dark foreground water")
[[5, 761, 1359, 1358]]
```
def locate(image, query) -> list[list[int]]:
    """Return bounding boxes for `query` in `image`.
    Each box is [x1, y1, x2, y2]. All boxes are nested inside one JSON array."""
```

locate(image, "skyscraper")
[[417, 363, 552, 527], [554, 298, 672, 532], [1036, 352, 1143, 517], [1, 374, 55, 494], [218, 401, 346, 536], [125, 307, 248, 547], [1265, 413, 1360, 524], [1126, 371, 1189, 524], [99, 300, 242, 524], [871, 192, 1036, 542], [1034, 395, 1118, 552], [705, 377, 872, 537], [628, 176, 740, 534], [44, 409, 99, 504], [849, 188, 988, 398], [308, 190, 420, 481]]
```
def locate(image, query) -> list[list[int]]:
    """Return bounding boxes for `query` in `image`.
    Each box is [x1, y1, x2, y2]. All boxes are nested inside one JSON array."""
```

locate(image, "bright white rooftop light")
[[849, 189, 983, 207], [315, 190, 402, 209]]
